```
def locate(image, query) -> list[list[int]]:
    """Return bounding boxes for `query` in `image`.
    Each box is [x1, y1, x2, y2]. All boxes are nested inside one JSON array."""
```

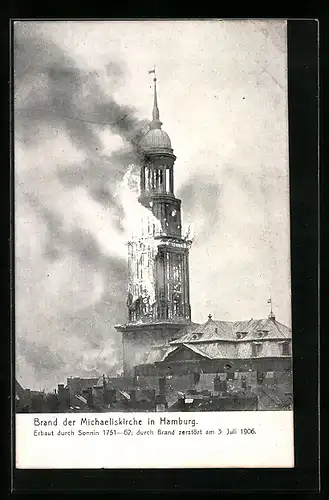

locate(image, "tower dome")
[[139, 73, 173, 154], [140, 128, 172, 152]]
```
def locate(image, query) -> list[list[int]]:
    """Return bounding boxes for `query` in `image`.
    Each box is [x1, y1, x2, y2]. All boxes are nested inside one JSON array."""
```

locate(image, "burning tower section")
[[115, 76, 193, 376]]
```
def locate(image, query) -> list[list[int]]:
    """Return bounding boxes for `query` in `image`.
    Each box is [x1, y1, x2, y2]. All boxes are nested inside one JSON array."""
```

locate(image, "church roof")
[[140, 317, 291, 366], [171, 317, 291, 344]]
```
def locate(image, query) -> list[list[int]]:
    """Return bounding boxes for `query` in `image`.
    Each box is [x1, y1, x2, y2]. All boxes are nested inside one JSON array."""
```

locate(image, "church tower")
[[115, 74, 193, 376]]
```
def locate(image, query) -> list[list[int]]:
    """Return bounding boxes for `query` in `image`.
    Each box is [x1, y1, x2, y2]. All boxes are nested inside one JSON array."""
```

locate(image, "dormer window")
[[192, 333, 200, 341], [214, 327, 218, 334], [257, 330, 269, 338], [236, 331, 248, 339]]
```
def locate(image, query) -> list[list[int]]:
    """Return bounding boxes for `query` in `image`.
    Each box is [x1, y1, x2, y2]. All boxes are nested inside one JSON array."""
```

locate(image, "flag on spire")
[[148, 69, 155, 74], [267, 298, 272, 304]]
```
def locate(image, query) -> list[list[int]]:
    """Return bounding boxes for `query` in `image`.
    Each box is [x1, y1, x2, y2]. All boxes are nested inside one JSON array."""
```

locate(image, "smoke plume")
[[14, 23, 148, 390]]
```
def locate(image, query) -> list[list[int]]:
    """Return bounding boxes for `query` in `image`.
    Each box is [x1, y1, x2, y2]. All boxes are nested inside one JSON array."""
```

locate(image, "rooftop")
[[171, 317, 291, 344]]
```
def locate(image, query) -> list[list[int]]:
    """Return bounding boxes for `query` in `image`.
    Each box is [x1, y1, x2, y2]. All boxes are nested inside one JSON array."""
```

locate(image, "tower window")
[[173, 297, 181, 316], [281, 341, 290, 355], [251, 343, 262, 357]]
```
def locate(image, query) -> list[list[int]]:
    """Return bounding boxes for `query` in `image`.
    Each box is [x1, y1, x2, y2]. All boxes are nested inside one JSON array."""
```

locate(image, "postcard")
[[14, 19, 294, 469]]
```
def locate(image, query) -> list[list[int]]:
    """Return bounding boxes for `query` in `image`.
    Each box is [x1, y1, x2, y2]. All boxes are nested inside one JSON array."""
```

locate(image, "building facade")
[[115, 75, 193, 375], [137, 313, 292, 375]]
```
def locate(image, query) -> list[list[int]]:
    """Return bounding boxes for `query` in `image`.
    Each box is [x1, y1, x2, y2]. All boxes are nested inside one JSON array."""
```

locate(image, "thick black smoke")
[[14, 25, 149, 214], [14, 24, 149, 389]]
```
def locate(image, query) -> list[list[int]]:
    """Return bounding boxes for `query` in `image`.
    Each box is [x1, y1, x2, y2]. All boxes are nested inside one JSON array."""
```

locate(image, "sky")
[[14, 20, 291, 391]]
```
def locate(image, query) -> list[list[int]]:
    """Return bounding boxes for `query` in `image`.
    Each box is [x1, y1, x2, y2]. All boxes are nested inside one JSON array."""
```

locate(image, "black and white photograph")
[[14, 20, 293, 419]]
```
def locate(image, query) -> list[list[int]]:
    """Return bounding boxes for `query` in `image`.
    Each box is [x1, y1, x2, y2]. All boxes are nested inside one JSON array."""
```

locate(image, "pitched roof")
[[171, 317, 291, 344], [143, 345, 177, 364], [169, 343, 213, 360], [141, 323, 200, 364], [182, 343, 213, 359], [144, 343, 213, 364], [188, 342, 236, 359]]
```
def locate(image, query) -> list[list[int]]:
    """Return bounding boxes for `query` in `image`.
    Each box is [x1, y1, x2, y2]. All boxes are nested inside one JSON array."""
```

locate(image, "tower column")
[[141, 166, 145, 193], [169, 167, 174, 194], [162, 166, 166, 193], [147, 167, 151, 191]]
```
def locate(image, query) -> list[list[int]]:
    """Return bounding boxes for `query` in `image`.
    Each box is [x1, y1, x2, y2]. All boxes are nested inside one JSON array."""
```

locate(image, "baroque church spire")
[[115, 70, 192, 376], [150, 73, 163, 129], [140, 69, 173, 153], [151, 76, 162, 128]]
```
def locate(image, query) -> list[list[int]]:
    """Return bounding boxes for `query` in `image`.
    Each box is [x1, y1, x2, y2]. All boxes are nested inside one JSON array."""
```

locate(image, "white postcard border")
[[16, 410, 294, 469]]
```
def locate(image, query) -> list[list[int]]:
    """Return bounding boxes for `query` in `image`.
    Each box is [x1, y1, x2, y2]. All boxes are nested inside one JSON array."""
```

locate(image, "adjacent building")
[[136, 312, 292, 378], [139, 313, 291, 373]]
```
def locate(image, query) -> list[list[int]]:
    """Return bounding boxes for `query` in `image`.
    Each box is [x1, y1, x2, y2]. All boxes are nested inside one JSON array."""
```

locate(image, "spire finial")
[[267, 297, 276, 320], [148, 67, 162, 129]]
